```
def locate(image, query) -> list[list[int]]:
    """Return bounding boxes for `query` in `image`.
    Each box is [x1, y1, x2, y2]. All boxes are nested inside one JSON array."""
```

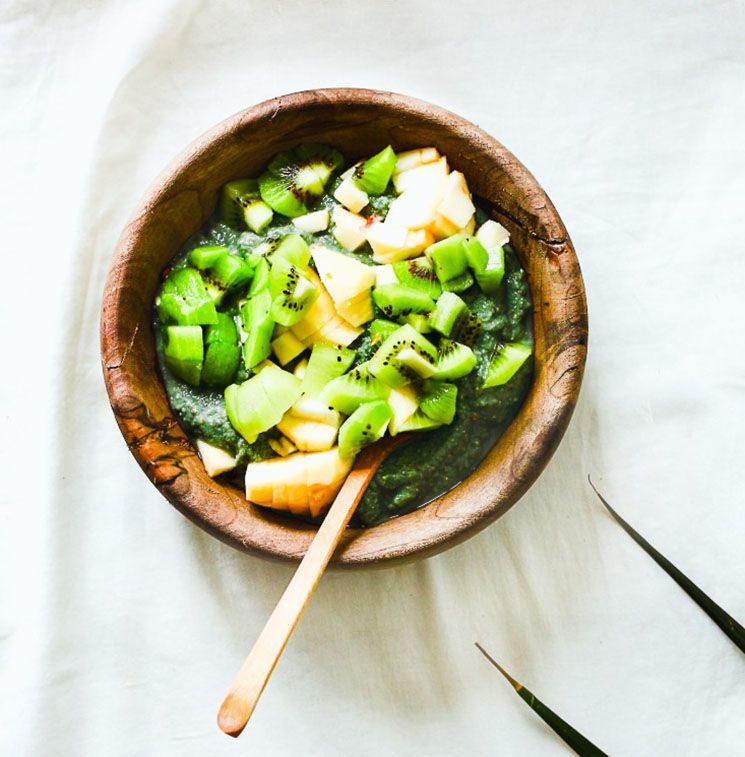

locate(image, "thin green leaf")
[[588, 476, 745, 654], [475, 643, 608, 757]]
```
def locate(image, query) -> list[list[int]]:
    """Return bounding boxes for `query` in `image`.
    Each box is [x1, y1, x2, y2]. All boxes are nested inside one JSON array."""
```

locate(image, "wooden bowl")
[[101, 88, 587, 566]]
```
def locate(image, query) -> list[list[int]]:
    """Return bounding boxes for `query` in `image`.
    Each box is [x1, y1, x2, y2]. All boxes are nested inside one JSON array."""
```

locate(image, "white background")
[[2, 1, 745, 754]]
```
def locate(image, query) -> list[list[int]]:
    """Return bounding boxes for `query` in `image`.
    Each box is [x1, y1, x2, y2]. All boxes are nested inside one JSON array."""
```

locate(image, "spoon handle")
[[217, 440, 400, 737]]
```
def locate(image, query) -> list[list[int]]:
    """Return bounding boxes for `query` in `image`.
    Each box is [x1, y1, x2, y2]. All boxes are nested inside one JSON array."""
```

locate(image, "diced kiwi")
[[369, 324, 437, 388], [201, 313, 240, 387], [243, 199, 274, 234], [188, 245, 230, 269], [188, 247, 254, 304], [396, 409, 442, 433], [441, 270, 475, 293], [392, 256, 442, 299], [425, 235, 468, 283], [270, 234, 311, 268], [268, 257, 319, 327], [300, 344, 356, 397], [163, 325, 203, 386], [451, 310, 483, 346], [158, 267, 218, 326], [429, 291, 468, 336], [353, 145, 396, 196], [399, 313, 432, 333], [372, 284, 435, 318], [396, 348, 436, 378], [249, 257, 270, 295], [482, 342, 532, 388], [224, 365, 301, 443], [431, 339, 477, 380], [420, 381, 458, 424], [258, 144, 343, 218], [369, 318, 400, 345], [239, 290, 274, 369], [319, 365, 388, 415], [218, 179, 257, 229], [338, 400, 393, 458], [464, 237, 504, 293]]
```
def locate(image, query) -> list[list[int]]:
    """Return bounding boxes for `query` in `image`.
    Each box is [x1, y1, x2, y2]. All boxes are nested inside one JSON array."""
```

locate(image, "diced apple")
[[435, 171, 475, 229], [384, 173, 448, 230], [271, 330, 306, 366], [291, 269, 338, 341], [387, 386, 419, 435], [335, 289, 374, 327], [312, 317, 362, 347], [290, 398, 341, 427], [368, 223, 434, 263], [277, 414, 338, 452], [476, 219, 510, 249], [331, 206, 368, 251], [310, 244, 375, 302], [245, 448, 352, 517], [305, 448, 353, 517], [195, 439, 237, 477], [374, 264, 398, 286], [269, 436, 297, 457], [293, 358, 308, 379], [430, 212, 475, 241], [392, 156, 449, 194], [292, 209, 330, 233], [333, 177, 369, 213], [394, 147, 440, 175]]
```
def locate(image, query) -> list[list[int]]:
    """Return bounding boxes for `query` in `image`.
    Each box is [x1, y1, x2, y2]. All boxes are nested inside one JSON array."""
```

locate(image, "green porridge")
[[153, 144, 533, 527]]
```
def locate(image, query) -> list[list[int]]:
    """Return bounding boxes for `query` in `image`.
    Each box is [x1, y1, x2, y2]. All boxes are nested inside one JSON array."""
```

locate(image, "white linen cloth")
[[2, 1, 745, 754]]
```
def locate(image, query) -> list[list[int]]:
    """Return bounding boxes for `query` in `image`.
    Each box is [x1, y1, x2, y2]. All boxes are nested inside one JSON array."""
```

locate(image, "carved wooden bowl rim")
[[100, 88, 588, 567]]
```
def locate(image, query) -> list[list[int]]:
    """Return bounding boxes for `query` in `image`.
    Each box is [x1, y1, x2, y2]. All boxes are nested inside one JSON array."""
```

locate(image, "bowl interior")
[[101, 89, 587, 566]]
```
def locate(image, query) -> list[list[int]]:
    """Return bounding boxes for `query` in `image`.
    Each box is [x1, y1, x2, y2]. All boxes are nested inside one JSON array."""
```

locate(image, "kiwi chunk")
[[353, 145, 396, 196], [464, 237, 505, 293], [429, 291, 468, 336], [451, 310, 483, 346], [224, 365, 301, 443], [441, 271, 475, 293], [158, 267, 218, 326], [270, 234, 311, 268], [338, 400, 393, 458], [268, 257, 319, 327], [372, 284, 435, 318], [239, 290, 274, 369], [202, 313, 241, 387], [431, 339, 477, 380], [300, 344, 356, 397], [249, 258, 270, 295], [369, 318, 400, 345], [425, 235, 468, 283], [188, 246, 254, 304], [482, 342, 532, 388], [319, 365, 388, 415], [258, 144, 343, 218], [163, 325, 203, 386], [420, 381, 458, 424], [369, 324, 438, 388], [392, 256, 442, 299], [218, 179, 256, 228], [398, 313, 432, 333], [396, 409, 442, 434]]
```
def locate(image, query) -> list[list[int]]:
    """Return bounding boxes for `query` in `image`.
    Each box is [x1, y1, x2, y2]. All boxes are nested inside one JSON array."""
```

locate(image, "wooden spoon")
[[217, 433, 411, 737]]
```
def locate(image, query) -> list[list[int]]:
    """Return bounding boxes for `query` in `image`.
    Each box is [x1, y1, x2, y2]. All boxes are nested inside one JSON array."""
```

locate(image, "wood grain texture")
[[100, 88, 588, 567]]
